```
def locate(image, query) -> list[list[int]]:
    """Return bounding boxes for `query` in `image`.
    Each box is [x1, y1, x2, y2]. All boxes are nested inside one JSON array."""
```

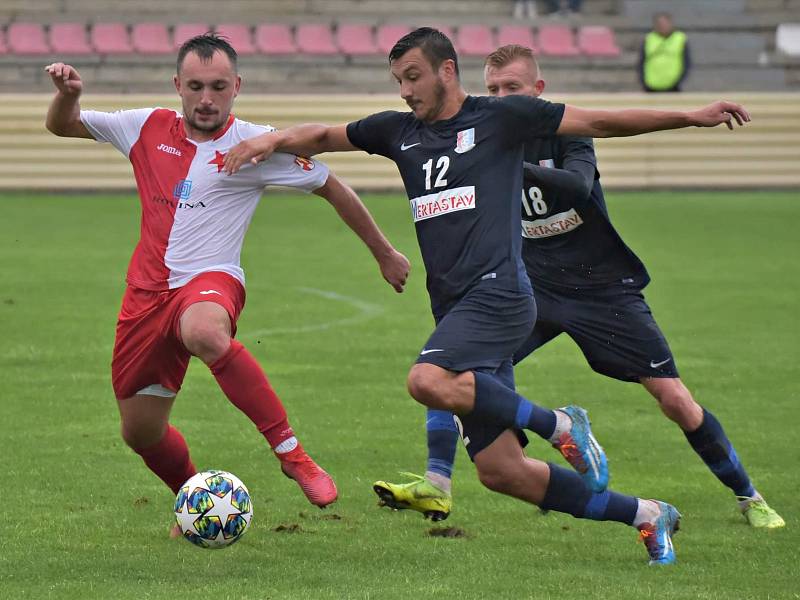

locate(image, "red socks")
[[134, 425, 196, 494], [135, 341, 295, 495], [210, 339, 295, 449]]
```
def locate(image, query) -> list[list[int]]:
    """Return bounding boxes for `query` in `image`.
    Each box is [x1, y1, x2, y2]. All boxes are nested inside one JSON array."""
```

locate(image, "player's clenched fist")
[[45, 63, 83, 96], [380, 249, 411, 294], [224, 134, 278, 174]]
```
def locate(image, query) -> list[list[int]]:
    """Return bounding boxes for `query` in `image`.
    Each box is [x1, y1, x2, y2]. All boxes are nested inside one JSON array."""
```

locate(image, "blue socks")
[[425, 409, 459, 478], [541, 463, 638, 525], [472, 366, 557, 439], [684, 407, 755, 498], [423, 360, 560, 481]]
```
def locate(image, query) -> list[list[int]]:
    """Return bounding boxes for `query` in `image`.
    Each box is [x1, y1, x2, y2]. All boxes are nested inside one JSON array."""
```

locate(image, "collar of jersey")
[[175, 113, 235, 144], [426, 95, 474, 130]]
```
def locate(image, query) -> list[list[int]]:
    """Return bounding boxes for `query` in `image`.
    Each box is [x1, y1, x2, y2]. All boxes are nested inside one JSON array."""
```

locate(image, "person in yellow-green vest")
[[639, 12, 691, 92]]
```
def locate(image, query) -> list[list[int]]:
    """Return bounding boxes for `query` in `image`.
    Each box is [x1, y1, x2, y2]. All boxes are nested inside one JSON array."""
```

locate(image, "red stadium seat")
[[49, 23, 93, 55], [91, 23, 134, 54], [215, 24, 256, 55], [538, 24, 579, 57], [496, 24, 537, 52], [132, 23, 172, 55], [255, 24, 297, 55], [8, 23, 50, 55], [457, 24, 495, 57], [577, 26, 621, 57], [295, 24, 338, 55], [173, 24, 210, 50], [376, 24, 410, 55], [336, 23, 378, 55]]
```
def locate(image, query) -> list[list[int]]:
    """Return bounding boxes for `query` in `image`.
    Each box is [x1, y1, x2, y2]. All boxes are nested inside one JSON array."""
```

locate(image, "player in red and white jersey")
[[44, 34, 410, 523]]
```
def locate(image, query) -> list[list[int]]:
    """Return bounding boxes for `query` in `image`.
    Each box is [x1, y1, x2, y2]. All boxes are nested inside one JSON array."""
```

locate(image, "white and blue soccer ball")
[[174, 470, 253, 548]]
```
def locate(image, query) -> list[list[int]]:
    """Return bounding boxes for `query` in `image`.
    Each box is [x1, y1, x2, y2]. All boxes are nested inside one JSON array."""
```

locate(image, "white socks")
[[737, 490, 763, 511], [633, 499, 661, 528], [547, 409, 573, 444], [274, 436, 298, 454], [425, 471, 452, 494]]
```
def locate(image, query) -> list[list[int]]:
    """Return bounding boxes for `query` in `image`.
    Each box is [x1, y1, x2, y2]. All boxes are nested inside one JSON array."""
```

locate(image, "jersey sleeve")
[[561, 136, 598, 176], [493, 95, 566, 146], [79, 108, 156, 157], [523, 137, 597, 206], [256, 151, 330, 192], [346, 111, 404, 158]]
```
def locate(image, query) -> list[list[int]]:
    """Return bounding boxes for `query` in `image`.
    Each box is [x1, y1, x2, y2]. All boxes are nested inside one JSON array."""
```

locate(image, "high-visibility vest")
[[643, 31, 687, 90]]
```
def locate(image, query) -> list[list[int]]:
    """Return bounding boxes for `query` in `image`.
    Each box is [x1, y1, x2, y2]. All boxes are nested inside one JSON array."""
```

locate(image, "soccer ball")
[[174, 470, 253, 548]]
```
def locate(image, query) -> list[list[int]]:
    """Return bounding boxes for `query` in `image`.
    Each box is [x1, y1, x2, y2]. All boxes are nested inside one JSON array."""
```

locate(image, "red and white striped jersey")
[[80, 108, 329, 290]]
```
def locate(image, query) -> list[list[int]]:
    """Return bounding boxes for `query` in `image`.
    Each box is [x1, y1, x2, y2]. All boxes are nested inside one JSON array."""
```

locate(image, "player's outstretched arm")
[[44, 62, 93, 139], [312, 172, 410, 293], [557, 101, 750, 138], [224, 124, 356, 175], [523, 162, 594, 204]]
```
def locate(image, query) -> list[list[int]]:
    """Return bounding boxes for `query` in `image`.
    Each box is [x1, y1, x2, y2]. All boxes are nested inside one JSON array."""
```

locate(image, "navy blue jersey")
[[520, 136, 649, 291], [347, 94, 565, 317]]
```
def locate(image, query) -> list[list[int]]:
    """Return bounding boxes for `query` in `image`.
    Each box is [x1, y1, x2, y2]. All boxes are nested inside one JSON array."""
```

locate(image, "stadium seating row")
[[0, 22, 621, 58], [4, 93, 799, 190]]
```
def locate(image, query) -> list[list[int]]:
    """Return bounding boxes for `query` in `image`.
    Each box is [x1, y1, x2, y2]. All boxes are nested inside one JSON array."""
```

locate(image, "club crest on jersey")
[[454, 128, 476, 154], [294, 156, 315, 171], [173, 179, 192, 200], [539, 159, 555, 168], [208, 150, 227, 173]]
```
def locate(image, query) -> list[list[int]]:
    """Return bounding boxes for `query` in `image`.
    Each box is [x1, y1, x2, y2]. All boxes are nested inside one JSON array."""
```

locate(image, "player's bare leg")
[[180, 301, 337, 507], [473, 430, 681, 565], [641, 376, 784, 528], [117, 392, 195, 538], [178, 301, 233, 365], [407, 363, 608, 491], [118, 393, 176, 451], [473, 430, 550, 503], [641, 377, 702, 430]]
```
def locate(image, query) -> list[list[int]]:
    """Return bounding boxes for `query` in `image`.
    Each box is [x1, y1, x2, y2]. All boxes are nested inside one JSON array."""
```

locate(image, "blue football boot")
[[551, 405, 609, 493], [638, 501, 681, 565]]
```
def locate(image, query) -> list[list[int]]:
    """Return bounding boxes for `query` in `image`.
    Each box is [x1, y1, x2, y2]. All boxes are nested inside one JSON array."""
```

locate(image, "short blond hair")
[[484, 44, 540, 77]]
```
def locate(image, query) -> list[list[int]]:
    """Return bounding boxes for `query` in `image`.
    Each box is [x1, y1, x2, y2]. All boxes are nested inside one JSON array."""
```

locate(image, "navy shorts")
[[416, 283, 536, 372], [513, 283, 679, 382], [415, 284, 535, 461]]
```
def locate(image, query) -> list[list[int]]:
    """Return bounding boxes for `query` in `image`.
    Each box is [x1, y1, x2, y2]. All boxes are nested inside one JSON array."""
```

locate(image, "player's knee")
[[181, 324, 230, 363], [407, 367, 444, 407], [120, 419, 166, 451], [652, 381, 700, 426]]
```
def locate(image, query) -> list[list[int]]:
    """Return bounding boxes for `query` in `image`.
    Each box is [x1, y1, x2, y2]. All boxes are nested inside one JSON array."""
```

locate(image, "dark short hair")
[[177, 32, 238, 73], [388, 27, 460, 77]]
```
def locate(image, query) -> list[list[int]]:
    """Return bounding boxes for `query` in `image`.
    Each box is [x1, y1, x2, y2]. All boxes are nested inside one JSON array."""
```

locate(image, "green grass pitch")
[[1, 190, 797, 599]]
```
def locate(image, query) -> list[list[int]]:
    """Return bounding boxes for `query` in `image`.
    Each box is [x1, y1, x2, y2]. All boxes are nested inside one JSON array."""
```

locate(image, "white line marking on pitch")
[[240, 286, 385, 337]]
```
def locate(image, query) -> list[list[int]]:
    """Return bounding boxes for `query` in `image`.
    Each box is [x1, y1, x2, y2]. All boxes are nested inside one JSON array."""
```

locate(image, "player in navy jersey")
[[224, 28, 753, 564], [373, 44, 784, 531]]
